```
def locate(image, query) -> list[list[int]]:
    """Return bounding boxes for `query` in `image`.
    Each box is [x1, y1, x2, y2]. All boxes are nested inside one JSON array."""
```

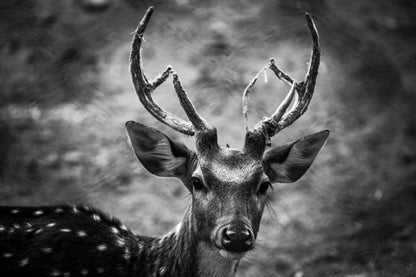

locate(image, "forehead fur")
[[199, 147, 263, 184]]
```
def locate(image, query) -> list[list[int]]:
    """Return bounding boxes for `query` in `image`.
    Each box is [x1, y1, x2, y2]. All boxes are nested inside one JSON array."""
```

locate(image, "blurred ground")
[[1, 0, 416, 276]]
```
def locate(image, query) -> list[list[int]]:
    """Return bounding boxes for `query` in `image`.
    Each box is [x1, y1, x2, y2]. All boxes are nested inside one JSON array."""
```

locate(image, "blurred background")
[[1, 0, 416, 276]]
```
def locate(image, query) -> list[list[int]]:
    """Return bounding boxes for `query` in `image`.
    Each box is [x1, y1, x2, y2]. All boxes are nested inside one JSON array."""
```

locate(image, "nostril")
[[242, 229, 250, 240], [224, 228, 239, 240], [220, 226, 254, 253], [222, 228, 232, 242], [225, 229, 248, 241], [244, 230, 253, 243]]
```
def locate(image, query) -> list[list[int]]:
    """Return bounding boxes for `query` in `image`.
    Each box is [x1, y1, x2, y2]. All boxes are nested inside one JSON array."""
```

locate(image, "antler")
[[130, 6, 211, 136], [243, 13, 320, 146]]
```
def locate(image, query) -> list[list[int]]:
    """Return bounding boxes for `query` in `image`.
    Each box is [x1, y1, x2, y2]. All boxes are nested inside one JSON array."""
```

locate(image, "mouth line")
[[219, 249, 246, 260]]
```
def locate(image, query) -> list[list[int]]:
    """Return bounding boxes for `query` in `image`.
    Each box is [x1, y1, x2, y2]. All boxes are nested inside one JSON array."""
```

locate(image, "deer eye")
[[191, 176, 204, 191], [258, 181, 271, 194]]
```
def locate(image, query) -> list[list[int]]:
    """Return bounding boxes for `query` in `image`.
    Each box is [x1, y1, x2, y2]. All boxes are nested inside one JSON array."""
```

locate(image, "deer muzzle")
[[213, 220, 255, 260]]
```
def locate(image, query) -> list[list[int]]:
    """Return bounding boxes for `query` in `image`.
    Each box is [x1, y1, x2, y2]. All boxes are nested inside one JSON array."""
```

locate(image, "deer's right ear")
[[125, 121, 196, 180]]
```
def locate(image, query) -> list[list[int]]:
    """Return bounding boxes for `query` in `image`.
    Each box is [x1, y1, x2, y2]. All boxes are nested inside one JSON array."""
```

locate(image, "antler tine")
[[130, 7, 210, 136], [274, 13, 320, 131], [172, 73, 211, 132], [242, 68, 265, 132], [248, 13, 320, 145]]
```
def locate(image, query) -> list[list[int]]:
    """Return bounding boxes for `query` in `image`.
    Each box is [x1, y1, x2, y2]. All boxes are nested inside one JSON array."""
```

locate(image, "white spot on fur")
[[47, 223, 56, 227], [41, 247, 53, 253], [50, 270, 60, 276], [137, 242, 143, 253], [116, 237, 125, 247], [160, 266, 167, 274], [81, 269, 88, 275], [13, 223, 20, 229], [3, 253, 13, 258], [124, 247, 130, 260], [20, 258, 29, 267], [55, 208, 63, 213], [60, 229, 71, 233], [34, 210, 43, 216], [120, 224, 127, 231], [72, 206, 79, 214], [10, 209, 19, 214], [111, 227, 119, 234], [0, 225, 5, 232], [35, 228, 43, 234], [77, 230, 87, 237], [92, 214, 101, 221], [97, 244, 107, 251]]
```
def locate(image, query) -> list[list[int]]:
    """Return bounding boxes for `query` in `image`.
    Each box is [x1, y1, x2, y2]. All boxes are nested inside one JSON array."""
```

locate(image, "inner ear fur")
[[125, 121, 196, 183], [263, 130, 329, 183]]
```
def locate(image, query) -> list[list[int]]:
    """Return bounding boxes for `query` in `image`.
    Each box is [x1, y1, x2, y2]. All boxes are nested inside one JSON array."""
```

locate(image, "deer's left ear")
[[263, 130, 329, 183], [125, 121, 196, 181]]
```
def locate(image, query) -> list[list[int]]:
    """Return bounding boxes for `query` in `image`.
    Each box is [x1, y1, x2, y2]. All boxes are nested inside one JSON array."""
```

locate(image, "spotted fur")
[[0, 204, 234, 277]]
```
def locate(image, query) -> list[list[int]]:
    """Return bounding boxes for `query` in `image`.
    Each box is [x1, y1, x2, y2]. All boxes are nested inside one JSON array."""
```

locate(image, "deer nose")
[[220, 225, 254, 253]]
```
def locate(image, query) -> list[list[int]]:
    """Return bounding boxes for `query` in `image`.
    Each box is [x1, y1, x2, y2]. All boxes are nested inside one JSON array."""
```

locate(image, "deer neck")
[[132, 205, 239, 277]]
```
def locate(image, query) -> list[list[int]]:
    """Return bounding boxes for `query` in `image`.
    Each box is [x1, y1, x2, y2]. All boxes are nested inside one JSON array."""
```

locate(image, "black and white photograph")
[[0, 0, 415, 276]]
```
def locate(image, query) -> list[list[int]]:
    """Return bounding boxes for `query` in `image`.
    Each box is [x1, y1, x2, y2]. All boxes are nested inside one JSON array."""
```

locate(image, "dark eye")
[[191, 176, 204, 190], [258, 181, 271, 194]]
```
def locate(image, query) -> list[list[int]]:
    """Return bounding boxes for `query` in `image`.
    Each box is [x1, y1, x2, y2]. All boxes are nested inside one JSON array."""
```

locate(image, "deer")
[[0, 6, 328, 277]]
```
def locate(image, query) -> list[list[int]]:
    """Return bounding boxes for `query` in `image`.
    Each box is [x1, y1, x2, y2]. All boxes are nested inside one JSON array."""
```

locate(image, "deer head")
[[126, 7, 329, 260]]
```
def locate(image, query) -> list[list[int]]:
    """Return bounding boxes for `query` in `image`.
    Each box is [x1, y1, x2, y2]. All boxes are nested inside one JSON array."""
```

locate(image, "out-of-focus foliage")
[[0, 0, 415, 276]]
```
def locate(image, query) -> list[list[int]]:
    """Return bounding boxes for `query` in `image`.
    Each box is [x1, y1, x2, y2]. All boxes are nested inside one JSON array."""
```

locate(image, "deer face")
[[126, 122, 329, 259], [191, 148, 266, 259]]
